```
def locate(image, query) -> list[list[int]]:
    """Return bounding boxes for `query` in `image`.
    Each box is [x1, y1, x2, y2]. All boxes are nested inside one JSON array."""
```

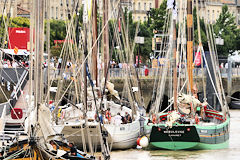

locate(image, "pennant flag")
[[14, 47, 18, 54], [195, 52, 201, 66]]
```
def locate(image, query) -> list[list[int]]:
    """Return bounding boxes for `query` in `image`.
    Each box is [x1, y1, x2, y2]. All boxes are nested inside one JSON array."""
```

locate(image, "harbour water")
[[110, 110, 240, 160]]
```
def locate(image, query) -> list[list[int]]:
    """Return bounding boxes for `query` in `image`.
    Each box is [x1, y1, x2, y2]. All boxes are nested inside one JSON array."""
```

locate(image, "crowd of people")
[[98, 108, 132, 125], [1, 59, 29, 68]]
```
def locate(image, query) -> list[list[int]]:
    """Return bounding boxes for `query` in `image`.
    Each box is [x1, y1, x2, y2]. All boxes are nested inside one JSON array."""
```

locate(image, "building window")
[[238, 13, 240, 25], [149, 3, 152, 10], [138, 2, 140, 10], [56, 7, 58, 19], [66, 0, 69, 6], [144, 3, 146, 11], [51, 7, 54, 19], [208, 10, 210, 22], [60, 0, 63, 6], [71, 0, 74, 7], [212, 10, 214, 23]]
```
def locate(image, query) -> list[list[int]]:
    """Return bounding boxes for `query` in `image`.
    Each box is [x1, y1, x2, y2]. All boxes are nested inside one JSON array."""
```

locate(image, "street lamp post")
[[146, 8, 151, 27]]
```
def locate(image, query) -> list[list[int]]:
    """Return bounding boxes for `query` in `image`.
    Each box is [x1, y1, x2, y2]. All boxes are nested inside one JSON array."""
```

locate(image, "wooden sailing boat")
[[51, 0, 142, 151], [144, 0, 230, 150], [0, 0, 95, 159]]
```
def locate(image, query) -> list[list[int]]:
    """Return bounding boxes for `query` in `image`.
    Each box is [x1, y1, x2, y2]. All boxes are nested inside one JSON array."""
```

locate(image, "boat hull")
[[147, 117, 230, 150], [54, 122, 111, 150], [105, 120, 140, 149], [54, 120, 140, 150], [150, 140, 229, 150]]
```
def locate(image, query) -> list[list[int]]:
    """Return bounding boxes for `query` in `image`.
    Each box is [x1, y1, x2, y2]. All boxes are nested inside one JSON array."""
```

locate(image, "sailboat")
[[0, 1, 96, 159], [144, 0, 230, 150], [51, 0, 143, 151]]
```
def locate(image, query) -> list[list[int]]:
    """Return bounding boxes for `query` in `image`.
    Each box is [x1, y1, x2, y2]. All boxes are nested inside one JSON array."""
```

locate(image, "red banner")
[[195, 52, 201, 66], [8, 27, 30, 50]]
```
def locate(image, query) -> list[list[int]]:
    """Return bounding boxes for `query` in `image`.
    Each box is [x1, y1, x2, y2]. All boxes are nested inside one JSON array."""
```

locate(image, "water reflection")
[[111, 110, 240, 160]]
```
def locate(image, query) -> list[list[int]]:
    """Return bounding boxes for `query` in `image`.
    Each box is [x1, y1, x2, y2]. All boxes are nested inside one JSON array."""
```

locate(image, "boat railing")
[[0, 69, 29, 117], [107, 67, 239, 78], [9, 69, 29, 113], [0, 103, 8, 131], [46, 67, 240, 79]]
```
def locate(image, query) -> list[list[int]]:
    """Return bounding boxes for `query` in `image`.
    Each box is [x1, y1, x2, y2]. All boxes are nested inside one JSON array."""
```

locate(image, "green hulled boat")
[[145, 110, 230, 150], [144, 0, 230, 150]]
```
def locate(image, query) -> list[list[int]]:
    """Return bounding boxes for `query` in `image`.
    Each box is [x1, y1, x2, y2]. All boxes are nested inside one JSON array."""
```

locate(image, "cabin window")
[[138, 2, 141, 10], [120, 127, 125, 131]]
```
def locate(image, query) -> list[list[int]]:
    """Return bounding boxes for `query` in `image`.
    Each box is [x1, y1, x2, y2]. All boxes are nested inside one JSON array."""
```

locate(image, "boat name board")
[[163, 130, 184, 134], [163, 130, 184, 137]]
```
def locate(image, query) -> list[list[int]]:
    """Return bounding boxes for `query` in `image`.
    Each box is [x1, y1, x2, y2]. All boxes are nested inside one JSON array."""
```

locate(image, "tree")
[[49, 19, 66, 47], [193, 7, 208, 50], [213, 5, 240, 56], [9, 17, 30, 27], [149, 0, 167, 31]]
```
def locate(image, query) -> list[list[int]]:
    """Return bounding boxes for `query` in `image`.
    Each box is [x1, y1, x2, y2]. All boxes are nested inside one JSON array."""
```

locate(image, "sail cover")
[[38, 104, 56, 140]]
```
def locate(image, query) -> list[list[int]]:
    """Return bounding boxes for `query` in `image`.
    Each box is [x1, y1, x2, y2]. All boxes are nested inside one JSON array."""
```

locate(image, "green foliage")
[[49, 19, 66, 47], [51, 45, 63, 57], [9, 17, 30, 27], [193, 7, 208, 50], [149, 0, 167, 31], [213, 5, 240, 56]]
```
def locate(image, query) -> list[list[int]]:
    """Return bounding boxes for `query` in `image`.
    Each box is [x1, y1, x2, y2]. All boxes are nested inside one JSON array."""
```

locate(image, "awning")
[[0, 49, 48, 56], [0, 49, 29, 56]]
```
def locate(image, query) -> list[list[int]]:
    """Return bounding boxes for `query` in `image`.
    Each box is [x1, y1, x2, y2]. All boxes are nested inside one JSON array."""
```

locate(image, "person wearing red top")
[[152, 114, 157, 124], [105, 108, 111, 123]]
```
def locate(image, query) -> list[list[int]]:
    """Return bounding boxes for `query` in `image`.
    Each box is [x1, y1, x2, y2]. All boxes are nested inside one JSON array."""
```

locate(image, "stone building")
[[0, 0, 82, 20], [0, 0, 239, 26], [132, 0, 163, 22]]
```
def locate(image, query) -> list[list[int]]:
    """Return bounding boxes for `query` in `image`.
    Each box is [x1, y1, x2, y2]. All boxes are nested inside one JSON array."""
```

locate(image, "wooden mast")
[[46, 0, 51, 103], [92, 0, 98, 85], [187, 0, 193, 92], [103, 0, 109, 78], [173, 16, 177, 110], [34, 0, 45, 111], [29, 0, 34, 106]]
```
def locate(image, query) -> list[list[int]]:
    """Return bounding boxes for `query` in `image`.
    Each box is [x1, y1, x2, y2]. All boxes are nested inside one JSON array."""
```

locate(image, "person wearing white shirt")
[[12, 61, 18, 68], [114, 112, 122, 125]]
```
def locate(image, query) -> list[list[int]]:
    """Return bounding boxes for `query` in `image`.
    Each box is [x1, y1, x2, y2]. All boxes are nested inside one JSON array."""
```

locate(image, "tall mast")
[[92, 0, 98, 85], [46, 0, 51, 103], [173, 16, 177, 110], [187, 0, 193, 92], [103, 0, 109, 78], [34, 0, 45, 109], [29, 0, 34, 106]]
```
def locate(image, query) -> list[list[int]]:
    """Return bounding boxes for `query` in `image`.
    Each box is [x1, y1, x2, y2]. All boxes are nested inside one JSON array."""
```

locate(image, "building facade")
[[0, 0, 82, 20], [132, 0, 163, 22], [0, 0, 239, 26]]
